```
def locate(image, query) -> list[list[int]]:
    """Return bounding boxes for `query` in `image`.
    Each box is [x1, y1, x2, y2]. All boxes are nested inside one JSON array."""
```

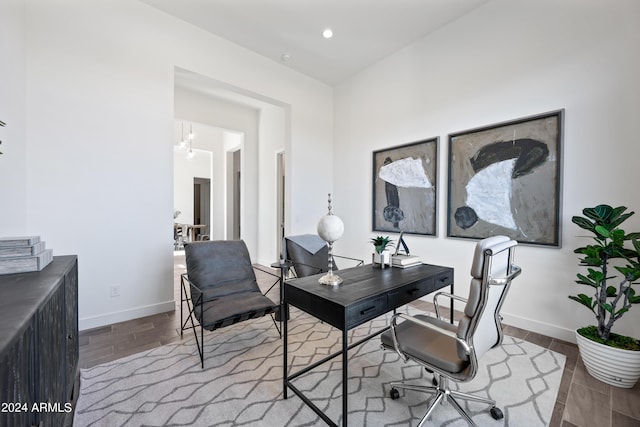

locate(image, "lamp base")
[[318, 270, 343, 286]]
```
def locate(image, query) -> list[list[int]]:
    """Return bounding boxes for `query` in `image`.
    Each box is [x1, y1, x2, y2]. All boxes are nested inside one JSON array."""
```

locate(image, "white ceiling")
[[143, 0, 489, 86]]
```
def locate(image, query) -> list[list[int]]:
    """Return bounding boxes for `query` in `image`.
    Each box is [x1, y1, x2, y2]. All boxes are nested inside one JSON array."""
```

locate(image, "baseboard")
[[79, 300, 176, 331], [501, 312, 577, 344]]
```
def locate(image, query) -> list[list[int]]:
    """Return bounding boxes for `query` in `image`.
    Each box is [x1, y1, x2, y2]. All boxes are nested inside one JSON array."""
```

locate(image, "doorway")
[[193, 177, 210, 241], [227, 148, 242, 240]]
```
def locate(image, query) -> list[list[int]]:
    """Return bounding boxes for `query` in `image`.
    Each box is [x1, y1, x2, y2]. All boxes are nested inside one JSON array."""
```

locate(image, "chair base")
[[389, 375, 503, 427]]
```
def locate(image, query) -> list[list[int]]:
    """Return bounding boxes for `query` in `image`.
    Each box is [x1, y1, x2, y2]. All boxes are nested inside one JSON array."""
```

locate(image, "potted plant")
[[371, 236, 393, 268], [570, 204, 640, 388]]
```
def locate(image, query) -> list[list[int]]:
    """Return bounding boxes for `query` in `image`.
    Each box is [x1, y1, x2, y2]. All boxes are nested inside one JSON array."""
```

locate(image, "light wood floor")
[[78, 253, 640, 427]]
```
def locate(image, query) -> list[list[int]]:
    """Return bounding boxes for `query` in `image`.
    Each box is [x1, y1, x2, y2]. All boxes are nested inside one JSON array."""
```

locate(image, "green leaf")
[[572, 216, 595, 232], [609, 211, 634, 229], [602, 303, 613, 313], [584, 205, 613, 223], [595, 225, 610, 238], [611, 229, 626, 241], [587, 268, 604, 282], [615, 265, 640, 281], [575, 273, 598, 287], [615, 307, 629, 316], [606, 286, 617, 297], [569, 294, 594, 310]]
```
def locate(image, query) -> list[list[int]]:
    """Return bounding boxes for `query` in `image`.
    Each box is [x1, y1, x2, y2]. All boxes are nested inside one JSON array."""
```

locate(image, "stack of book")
[[0, 236, 53, 275], [391, 254, 422, 268]]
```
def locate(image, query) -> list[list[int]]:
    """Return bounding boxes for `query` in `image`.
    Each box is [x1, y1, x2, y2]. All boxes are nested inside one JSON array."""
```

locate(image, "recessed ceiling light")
[[281, 53, 291, 62], [322, 28, 333, 39]]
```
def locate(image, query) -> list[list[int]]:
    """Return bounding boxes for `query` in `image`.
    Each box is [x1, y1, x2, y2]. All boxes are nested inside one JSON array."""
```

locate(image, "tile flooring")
[[78, 253, 640, 427]]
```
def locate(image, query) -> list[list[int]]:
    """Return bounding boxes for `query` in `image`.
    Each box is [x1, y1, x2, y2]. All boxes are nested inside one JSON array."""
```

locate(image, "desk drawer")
[[346, 295, 387, 328], [388, 278, 434, 309], [435, 271, 453, 287]]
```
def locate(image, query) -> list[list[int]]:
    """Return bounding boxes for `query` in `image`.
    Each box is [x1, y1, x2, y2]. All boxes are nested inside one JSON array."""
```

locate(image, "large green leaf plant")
[[571, 204, 640, 350]]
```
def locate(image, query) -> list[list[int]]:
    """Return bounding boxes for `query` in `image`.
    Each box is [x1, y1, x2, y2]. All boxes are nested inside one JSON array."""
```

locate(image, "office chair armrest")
[[333, 254, 365, 266], [488, 265, 522, 286], [287, 260, 324, 277], [433, 292, 467, 322], [389, 313, 471, 363]]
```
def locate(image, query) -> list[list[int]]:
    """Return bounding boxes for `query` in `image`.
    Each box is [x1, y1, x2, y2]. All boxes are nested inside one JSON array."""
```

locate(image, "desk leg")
[[283, 300, 289, 399], [342, 328, 348, 427]]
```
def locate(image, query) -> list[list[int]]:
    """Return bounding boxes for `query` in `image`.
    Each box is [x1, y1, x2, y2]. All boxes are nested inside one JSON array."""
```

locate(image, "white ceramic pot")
[[372, 250, 390, 268], [575, 329, 640, 388]]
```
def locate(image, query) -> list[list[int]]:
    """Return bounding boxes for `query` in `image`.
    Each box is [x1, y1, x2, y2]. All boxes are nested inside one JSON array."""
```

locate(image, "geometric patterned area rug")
[[74, 306, 565, 427]]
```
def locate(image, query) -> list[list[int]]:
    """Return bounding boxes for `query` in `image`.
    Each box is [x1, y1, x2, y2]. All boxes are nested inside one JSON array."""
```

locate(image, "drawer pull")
[[360, 306, 377, 315]]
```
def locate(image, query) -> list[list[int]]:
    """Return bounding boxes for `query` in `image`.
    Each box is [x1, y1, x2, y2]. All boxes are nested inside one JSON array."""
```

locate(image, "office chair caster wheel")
[[490, 406, 504, 420], [390, 388, 400, 400]]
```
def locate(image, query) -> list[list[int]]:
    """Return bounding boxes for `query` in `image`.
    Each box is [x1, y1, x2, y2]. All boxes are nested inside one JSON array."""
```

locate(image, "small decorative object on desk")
[[317, 193, 344, 286], [0, 236, 53, 275], [371, 235, 393, 268]]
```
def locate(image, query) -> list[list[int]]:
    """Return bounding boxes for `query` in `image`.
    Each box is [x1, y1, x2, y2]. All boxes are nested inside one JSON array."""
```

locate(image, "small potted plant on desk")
[[371, 236, 393, 268], [570, 204, 640, 388]]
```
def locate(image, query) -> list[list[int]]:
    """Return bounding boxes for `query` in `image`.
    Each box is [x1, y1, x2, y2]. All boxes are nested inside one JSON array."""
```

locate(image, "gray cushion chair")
[[180, 240, 280, 368], [381, 235, 522, 426], [283, 234, 363, 278]]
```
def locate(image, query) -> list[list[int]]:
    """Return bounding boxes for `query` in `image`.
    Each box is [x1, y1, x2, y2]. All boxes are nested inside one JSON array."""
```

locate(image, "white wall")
[[21, 0, 333, 330], [257, 105, 287, 264], [0, 0, 27, 235], [333, 0, 640, 342]]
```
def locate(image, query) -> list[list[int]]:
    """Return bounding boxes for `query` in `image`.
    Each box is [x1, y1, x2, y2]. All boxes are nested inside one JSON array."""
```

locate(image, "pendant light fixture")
[[186, 124, 195, 160], [178, 122, 187, 150]]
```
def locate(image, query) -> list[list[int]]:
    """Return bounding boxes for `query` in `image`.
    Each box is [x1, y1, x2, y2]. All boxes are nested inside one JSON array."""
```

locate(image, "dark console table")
[[283, 263, 454, 426], [0, 256, 79, 427]]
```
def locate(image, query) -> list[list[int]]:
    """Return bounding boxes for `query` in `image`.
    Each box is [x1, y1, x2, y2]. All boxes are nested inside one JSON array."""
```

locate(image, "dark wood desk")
[[282, 263, 454, 426]]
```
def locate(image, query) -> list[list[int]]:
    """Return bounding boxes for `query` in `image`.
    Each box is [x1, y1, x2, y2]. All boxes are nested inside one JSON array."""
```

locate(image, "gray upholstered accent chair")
[[381, 235, 521, 426], [283, 234, 363, 278], [180, 240, 280, 368]]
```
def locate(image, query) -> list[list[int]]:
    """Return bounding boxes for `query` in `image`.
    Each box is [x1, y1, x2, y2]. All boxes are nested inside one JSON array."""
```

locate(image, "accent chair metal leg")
[[199, 302, 204, 368], [270, 313, 282, 337]]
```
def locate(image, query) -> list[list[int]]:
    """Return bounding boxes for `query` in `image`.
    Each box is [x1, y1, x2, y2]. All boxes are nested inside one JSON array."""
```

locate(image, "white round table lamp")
[[317, 194, 344, 286]]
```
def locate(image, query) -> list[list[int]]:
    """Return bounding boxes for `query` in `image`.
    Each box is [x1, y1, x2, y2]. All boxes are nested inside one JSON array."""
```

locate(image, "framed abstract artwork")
[[372, 138, 438, 236], [447, 110, 563, 246]]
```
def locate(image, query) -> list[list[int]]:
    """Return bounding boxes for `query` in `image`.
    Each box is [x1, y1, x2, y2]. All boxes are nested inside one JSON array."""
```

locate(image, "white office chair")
[[381, 235, 521, 426]]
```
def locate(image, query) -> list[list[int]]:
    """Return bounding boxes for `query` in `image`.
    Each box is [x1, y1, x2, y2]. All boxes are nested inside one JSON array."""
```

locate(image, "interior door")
[[194, 177, 211, 240]]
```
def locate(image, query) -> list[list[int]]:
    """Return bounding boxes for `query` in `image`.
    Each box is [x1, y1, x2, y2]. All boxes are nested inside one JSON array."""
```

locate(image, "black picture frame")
[[372, 138, 438, 236], [447, 110, 564, 247]]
